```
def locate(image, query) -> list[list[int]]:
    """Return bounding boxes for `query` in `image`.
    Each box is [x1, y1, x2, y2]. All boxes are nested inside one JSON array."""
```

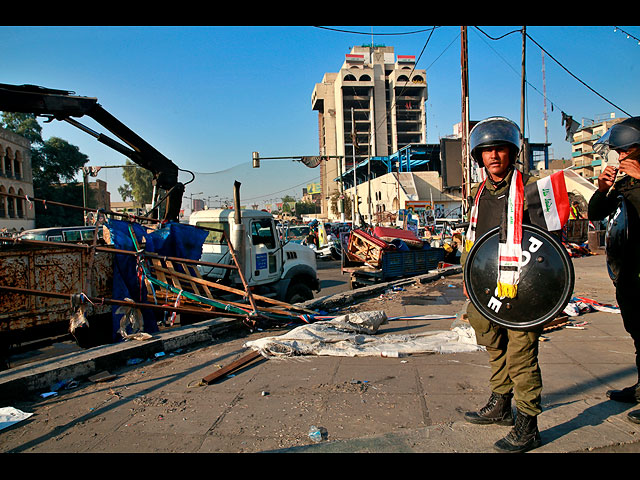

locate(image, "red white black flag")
[[525, 171, 570, 232]]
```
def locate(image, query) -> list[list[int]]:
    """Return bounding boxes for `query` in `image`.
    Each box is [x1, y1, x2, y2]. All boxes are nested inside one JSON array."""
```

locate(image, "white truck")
[[189, 207, 321, 304]]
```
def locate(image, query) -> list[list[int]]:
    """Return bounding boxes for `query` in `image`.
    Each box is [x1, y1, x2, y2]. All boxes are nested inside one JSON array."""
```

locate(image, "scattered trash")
[[261, 391, 269, 396], [127, 358, 144, 365], [0, 407, 33, 431], [381, 351, 406, 358], [51, 379, 78, 391], [40, 391, 57, 398], [154, 352, 166, 359], [564, 296, 620, 317], [308, 425, 327, 443]]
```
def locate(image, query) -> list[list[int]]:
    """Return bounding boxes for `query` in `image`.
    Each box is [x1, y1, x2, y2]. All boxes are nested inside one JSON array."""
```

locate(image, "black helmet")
[[594, 117, 640, 159], [469, 116, 521, 164]]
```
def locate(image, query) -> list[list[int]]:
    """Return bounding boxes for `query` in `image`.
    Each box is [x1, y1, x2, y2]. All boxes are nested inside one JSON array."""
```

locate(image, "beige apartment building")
[[311, 45, 428, 219], [0, 126, 36, 233], [571, 114, 625, 182]]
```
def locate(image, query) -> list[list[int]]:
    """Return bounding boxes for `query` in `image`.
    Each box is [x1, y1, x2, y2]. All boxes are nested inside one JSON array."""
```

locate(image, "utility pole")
[[337, 155, 345, 222], [520, 26, 527, 174], [460, 26, 471, 216], [542, 51, 548, 145]]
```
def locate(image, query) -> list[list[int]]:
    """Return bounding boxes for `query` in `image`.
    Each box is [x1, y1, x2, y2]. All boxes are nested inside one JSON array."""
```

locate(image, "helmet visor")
[[594, 122, 640, 158]]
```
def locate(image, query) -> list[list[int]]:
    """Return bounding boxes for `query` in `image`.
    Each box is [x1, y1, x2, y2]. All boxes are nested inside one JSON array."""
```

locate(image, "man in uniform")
[[588, 117, 640, 424], [461, 117, 543, 453]]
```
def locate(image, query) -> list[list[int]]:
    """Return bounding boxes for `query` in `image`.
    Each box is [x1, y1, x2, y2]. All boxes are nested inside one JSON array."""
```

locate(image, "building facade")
[[311, 45, 428, 219], [571, 114, 625, 183], [0, 126, 35, 233]]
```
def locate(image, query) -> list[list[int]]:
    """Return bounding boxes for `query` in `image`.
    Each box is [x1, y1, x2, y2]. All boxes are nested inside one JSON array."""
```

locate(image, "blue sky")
[[2, 26, 639, 210]]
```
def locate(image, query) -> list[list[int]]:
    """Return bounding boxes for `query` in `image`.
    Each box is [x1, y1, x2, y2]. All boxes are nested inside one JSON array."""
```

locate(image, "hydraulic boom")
[[0, 83, 186, 222]]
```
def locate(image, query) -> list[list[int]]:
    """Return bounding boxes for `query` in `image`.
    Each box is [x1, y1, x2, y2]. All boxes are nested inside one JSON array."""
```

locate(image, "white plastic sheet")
[[245, 311, 483, 358], [0, 407, 33, 431]]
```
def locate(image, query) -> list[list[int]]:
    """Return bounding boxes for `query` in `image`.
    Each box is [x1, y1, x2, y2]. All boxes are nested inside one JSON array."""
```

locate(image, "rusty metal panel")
[[0, 244, 113, 335]]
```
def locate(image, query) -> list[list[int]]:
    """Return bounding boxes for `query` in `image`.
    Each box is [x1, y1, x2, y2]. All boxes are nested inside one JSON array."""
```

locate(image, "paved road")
[[316, 257, 350, 297], [2, 253, 640, 453]]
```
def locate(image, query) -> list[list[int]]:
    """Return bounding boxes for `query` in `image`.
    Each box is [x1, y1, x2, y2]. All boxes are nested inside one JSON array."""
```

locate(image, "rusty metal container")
[[0, 243, 113, 346]]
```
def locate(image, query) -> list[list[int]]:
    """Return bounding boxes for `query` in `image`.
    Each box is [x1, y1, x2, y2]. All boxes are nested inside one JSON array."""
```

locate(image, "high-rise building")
[[311, 45, 428, 219]]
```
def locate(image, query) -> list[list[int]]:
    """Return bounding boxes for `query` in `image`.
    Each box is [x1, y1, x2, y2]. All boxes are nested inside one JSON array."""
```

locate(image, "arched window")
[[344, 74, 357, 81], [4, 147, 13, 178], [7, 187, 15, 218], [17, 188, 25, 218], [14, 151, 22, 180], [0, 186, 6, 218]]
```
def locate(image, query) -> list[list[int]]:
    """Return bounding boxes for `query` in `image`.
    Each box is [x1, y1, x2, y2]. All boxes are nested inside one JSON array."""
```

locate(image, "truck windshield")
[[196, 221, 230, 245], [251, 219, 276, 249]]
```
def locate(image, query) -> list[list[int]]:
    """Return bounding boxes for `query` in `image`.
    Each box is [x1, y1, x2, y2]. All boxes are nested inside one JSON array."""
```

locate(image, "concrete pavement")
[[1, 253, 640, 453]]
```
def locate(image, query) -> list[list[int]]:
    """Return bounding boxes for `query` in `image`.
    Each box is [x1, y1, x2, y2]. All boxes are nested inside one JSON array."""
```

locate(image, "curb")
[[0, 266, 461, 402], [0, 316, 241, 402]]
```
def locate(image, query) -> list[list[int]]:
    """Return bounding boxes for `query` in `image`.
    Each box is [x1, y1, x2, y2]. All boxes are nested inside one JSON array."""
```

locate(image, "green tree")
[[119, 160, 154, 205], [281, 195, 296, 214], [1, 112, 43, 145], [330, 191, 351, 219], [295, 201, 319, 215]]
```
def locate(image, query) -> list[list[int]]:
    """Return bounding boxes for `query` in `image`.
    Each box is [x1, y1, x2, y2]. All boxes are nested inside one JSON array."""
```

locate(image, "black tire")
[[285, 282, 314, 304]]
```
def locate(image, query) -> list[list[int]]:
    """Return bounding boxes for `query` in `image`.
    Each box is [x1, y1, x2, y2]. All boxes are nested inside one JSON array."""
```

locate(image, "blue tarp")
[[106, 219, 208, 341]]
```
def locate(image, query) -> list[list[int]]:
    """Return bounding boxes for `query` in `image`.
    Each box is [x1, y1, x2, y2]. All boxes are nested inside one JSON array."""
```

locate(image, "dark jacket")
[[588, 175, 640, 274]]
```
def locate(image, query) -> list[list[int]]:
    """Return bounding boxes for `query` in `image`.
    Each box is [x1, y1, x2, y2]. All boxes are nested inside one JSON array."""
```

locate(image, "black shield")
[[605, 195, 629, 283], [464, 224, 575, 330]]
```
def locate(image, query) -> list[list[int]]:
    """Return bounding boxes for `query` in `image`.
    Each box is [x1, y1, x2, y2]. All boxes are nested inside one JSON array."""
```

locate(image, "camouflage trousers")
[[467, 302, 543, 416]]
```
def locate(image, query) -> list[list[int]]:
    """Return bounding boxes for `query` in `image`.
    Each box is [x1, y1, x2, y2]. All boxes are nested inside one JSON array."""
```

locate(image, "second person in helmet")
[[588, 117, 640, 425], [461, 116, 544, 453]]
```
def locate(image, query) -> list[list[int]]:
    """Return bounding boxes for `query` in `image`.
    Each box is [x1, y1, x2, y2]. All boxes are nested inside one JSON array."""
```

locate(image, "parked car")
[[18, 225, 105, 244]]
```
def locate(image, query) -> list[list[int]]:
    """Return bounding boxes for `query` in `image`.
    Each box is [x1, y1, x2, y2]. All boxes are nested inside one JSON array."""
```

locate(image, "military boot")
[[464, 392, 514, 426], [606, 383, 640, 403], [627, 410, 640, 424], [493, 409, 542, 453]]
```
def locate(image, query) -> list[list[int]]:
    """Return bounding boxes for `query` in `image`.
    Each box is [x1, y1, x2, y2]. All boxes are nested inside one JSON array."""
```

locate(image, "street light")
[[251, 152, 345, 214]]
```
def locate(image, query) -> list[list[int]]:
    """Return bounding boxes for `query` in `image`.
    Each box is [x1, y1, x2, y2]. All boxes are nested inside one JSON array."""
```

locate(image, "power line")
[[614, 26, 640, 45], [473, 26, 632, 117], [314, 26, 440, 36], [525, 32, 632, 117], [241, 177, 321, 202]]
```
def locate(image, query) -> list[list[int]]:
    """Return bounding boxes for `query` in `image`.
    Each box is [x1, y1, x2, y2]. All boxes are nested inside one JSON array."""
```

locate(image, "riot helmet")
[[469, 116, 522, 165], [594, 117, 640, 161]]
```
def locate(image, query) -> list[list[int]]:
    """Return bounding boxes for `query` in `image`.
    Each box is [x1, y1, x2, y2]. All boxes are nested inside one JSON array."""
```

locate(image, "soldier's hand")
[[619, 159, 640, 180], [597, 165, 617, 192]]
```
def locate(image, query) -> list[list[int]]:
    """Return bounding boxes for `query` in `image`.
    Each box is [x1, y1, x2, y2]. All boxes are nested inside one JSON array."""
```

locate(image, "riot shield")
[[464, 224, 574, 330], [605, 195, 629, 283]]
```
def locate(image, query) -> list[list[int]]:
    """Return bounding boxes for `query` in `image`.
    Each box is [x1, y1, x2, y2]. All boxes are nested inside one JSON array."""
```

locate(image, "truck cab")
[[189, 208, 320, 304]]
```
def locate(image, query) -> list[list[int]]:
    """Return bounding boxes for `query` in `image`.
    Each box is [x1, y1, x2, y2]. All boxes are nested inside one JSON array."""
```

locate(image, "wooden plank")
[[151, 264, 317, 314], [201, 350, 264, 384]]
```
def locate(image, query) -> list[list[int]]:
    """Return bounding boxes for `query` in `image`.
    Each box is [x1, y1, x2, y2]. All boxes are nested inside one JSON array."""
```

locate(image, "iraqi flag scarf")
[[466, 168, 524, 299]]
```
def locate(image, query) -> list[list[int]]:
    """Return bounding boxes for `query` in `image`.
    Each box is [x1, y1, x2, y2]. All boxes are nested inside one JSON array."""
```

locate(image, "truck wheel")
[[285, 283, 313, 304]]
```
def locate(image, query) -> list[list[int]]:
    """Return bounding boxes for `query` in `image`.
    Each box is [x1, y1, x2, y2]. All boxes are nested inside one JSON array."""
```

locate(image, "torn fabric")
[[244, 311, 483, 358]]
